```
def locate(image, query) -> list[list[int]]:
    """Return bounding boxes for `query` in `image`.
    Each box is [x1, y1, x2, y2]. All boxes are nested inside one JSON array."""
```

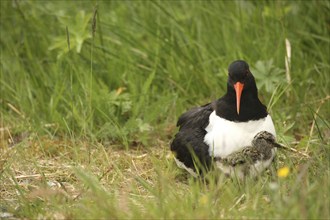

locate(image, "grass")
[[1, 0, 329, 219]]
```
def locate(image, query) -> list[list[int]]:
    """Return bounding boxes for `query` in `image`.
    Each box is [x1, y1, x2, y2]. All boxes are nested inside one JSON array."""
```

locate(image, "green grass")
[[1, 0, 329, 219]]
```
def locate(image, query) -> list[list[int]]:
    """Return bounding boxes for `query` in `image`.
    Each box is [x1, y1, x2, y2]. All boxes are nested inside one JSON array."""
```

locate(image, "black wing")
[[171, 101, 216, 174], [177, 102, 216, 130]]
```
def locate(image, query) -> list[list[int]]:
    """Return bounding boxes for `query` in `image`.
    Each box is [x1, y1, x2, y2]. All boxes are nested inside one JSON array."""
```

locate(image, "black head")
[[228, 60, 255, 89], [228, 60, 250, 83], [216, 60, 268, 121], [227, 60, 256, 115]]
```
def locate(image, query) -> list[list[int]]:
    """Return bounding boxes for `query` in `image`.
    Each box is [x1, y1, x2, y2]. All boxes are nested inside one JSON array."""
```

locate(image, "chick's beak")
[[233, 82, 244, 115]]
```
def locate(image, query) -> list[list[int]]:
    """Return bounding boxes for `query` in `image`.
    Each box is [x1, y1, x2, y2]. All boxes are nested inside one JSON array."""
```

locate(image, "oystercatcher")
[[170, 60, 276, 177], [216, 131, 282, 179]]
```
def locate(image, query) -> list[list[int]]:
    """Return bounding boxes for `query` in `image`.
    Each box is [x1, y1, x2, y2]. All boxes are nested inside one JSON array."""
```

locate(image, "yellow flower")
[[199, 194, 208, 205], [277, 166, 290, 178]]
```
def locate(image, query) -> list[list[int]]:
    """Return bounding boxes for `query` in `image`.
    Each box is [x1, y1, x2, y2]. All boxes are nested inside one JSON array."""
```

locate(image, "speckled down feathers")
[[215, 131, 282, 178]]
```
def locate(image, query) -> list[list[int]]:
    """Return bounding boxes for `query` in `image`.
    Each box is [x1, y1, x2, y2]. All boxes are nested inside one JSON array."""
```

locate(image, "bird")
[[170, 60, 276, 177], [215, 131, 282, 179]]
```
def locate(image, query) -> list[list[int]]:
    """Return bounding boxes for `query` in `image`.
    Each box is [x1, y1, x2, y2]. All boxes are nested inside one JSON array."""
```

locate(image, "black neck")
[[216, 83, 268, 122]]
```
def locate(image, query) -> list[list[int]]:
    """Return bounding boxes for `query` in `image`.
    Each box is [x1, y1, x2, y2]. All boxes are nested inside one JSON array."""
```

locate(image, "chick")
[[215, 131, 282, 179]]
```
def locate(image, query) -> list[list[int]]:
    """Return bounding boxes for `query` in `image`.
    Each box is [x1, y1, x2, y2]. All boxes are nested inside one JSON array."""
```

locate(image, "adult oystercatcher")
[[170, 60, 276, 177]]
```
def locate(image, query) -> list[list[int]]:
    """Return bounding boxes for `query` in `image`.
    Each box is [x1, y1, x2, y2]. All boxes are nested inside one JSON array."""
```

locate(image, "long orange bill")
[[233, 82, 244, 115]]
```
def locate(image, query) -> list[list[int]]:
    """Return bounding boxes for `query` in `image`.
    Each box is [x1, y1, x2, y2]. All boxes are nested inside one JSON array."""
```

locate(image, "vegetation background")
[[1, 0, 329, 219]]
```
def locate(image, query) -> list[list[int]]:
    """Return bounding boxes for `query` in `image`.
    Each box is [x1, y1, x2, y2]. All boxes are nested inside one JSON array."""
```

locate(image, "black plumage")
[[171, 102, 216, 173], [170, 60, 274, 176]]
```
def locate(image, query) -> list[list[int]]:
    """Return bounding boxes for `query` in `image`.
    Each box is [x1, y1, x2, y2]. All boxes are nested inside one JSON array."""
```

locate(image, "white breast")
[[204, 111, 276, 158]]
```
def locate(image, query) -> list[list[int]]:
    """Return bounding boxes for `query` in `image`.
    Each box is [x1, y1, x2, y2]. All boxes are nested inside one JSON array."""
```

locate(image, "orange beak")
[[233, 82, 244, 115]]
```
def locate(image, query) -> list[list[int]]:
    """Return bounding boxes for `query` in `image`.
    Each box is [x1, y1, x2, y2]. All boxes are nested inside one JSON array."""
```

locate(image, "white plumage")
[[204, 112, 276, 158], [204, 111, 276, 177]]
